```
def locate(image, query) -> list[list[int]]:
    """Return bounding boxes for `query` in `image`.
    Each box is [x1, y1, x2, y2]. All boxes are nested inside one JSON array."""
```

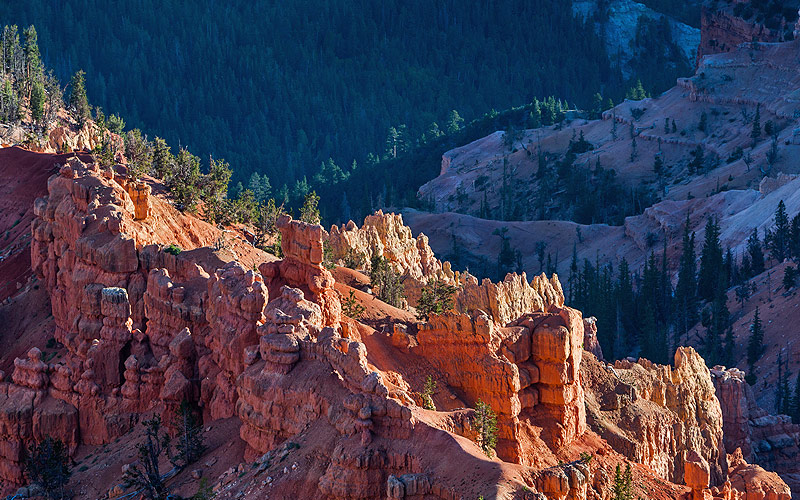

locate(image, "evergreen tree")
[[173, 401, 206, 467], [473, 399, 498, 457], [123, 416, 173, 500], [783, 266, 797, 290], [416, 279, 459, 321], [384, 126, 400, 159], [167, 148, 202, 212], [698, 111, 708, 133], [25, 437, 72, 500], [789, 213, 800, 260], [30, 79, 45, 123], [68, 69, 90, 125], [688, 145, 704, 174], [22, 25, 42, 96], [369, 255, 405, 308], [792, 370, 800, 424], [747, 228, 765, 276], [202, 156, 232, 213], [613, 464, 633, 500], [653, 154, 664, 176], [124, 129, 153, 181], [675, 213, 698, 336], [299, 190, 321, 225], [767, 200, 790, 262], [626, 79, 647, 101], [151, 137, 173, 179], [248, 172, 272, 203], [445, 110, 464, 134], [747, 307, 764, 371], [751, 104, 762, 145], [704, 274, 730, 366], [697, 217, 723, 303]]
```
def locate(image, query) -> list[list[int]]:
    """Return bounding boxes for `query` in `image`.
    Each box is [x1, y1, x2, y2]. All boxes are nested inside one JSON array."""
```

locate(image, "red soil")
[[0, 147, 92, 301]]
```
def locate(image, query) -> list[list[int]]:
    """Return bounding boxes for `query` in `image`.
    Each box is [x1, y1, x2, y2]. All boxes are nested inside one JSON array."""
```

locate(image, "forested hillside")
[[0, 0, 693, 214]]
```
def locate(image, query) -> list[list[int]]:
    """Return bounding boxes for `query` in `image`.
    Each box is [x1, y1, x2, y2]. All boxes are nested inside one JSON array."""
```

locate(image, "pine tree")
[[777, 351, 786, 413], [30, 79, 45, 123], [747, 307, 764, 371], [767, 200, 790, 262], [613, 463, 633, 500], [751, 104, 762, 145], [697, 217, 723, 303], [174, 401, 206, 467], [780, 358, 791, 415], [416, 279, 459, 321], [747, 228, 765, 276], [473, 399, 498, 457], [124, 129, 153, 181], [68, 69, 90, 125], [783, 266, 797, 290], [792, 370, 800, 424], [299, 190, 321, 225], [698, 111, 708, 133], [25, 437, 72, 500], [22, 25, 42, 96], [568, 243, 579, 304], [705, 274, 730, 366], [167, 148, 202, 212], [123, 416, 173, 500], [789, 213, 800, 260], [675, 213, 698, 336], [151, 137, 173, 179], [653, 154, 664, 176], [445, 110, 464, 134]]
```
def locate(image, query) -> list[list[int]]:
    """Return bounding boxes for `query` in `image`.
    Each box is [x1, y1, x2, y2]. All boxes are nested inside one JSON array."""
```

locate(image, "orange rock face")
[[453, 271, 564, 325], [414, 303, 586, 465], [712, 366, 800, 493], [582, 347, 727, 487], [327, 211, 456, 304]]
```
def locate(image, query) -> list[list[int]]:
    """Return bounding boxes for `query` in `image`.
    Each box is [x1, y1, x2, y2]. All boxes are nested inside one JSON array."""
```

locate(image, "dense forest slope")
[[0, 0, 697, 210]]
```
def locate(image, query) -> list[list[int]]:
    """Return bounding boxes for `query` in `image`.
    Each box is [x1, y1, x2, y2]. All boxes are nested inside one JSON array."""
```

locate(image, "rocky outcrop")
[[727, 448, 792, 500], [582, 347, 727, 487], [414, 304, 586, 465], [327, 211, 455, 286], [454, 271, 564, 325], [697, 3, 793, 66], [712, 366, 800, 490], [124, 180, 151, 220]]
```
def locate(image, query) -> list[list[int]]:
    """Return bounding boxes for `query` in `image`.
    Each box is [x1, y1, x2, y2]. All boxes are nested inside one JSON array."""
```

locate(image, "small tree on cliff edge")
[[68, 69, 90, 126], [416, 279, 459, 321], [300, 190, 321, 225], [26, 437, 72, 500], [473, 399, 497, 457]]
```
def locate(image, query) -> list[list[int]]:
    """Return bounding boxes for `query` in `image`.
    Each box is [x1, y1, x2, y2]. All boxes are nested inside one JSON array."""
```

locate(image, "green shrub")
[[164, 244, 182, 256], [474, 399, 497, 457]]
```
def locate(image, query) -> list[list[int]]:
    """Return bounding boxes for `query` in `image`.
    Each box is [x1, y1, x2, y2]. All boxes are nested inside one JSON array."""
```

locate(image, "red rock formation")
[[712, 366, 800, 493], [697, 3, 793, 66], [727, 448, 792, 500], [582, 347, 727, 487], [124, 180, 151, 220], [4, 145, 796, 499], [327, 211, 456, 305], [454, 271, 564, 325]]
